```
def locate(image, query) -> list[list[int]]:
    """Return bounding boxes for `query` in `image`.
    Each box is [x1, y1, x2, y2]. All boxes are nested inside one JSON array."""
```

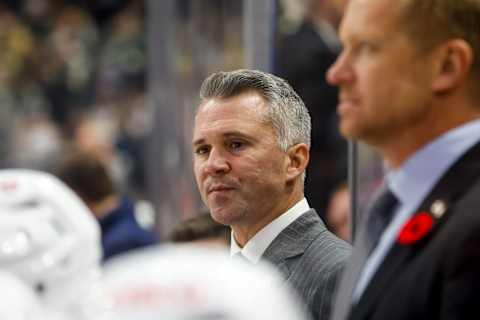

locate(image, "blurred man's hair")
[[399, 0, 480, 86], [54, 150, 115, 204], [169, 213, 230, 245]]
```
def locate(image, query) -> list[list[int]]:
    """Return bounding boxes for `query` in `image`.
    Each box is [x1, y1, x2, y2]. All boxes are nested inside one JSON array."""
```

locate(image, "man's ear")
[[432, 39, 473, 94], [285, 143, 309, 182]]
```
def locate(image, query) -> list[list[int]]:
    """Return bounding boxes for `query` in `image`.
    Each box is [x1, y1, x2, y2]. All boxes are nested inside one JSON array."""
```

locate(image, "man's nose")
[[204, 148, 230, 175], [326, 51, 354, 86]]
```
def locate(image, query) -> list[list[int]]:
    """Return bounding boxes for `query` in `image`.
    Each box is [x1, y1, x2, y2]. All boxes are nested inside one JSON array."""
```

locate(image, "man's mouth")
[[337, 94, 360, 115], [207, 185, 235, 195]]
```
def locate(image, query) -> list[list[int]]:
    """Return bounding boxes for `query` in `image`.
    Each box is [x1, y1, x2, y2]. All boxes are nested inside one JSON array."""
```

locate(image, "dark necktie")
[[331, 185, 398, 320], [364, 187, 398, 254]]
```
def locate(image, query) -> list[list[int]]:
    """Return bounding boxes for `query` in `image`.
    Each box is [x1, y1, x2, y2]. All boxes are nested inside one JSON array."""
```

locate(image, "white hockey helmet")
[[102, 245, 312, 320], [0, 270, 45, 320], [0, 169, 101, 300]]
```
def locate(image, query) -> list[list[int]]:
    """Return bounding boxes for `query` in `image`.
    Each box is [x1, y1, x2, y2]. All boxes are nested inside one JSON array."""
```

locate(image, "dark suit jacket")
[[262, 209, 351, 320], [347, 141, 480, 320]]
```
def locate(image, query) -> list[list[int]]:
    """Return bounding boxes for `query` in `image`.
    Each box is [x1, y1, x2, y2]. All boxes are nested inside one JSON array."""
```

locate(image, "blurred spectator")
[[72, 107, 132, 192], [40, 5, 99, 127], [54, 150, 157, 262], [0, 9, 36, 87], [114, 90, 153, 197], [7, 109, 63, 170], [326, 181, 350, 242], [169, 212, 230, 248], [276, 0, 348, 217], [19, 0, 58, 37], [95, 2, 145, 102], [0, 9, 46, 167]]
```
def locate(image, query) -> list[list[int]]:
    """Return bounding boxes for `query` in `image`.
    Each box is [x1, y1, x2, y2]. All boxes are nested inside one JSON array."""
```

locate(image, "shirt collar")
[[387, 118, 480, 207], [230, 198, 310, 263]]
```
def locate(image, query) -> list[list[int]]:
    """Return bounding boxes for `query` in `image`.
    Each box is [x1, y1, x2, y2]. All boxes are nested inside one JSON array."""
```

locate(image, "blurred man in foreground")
[[169, 212, 230, 248], [327, 0, 480, 319], [192, 69, 350, 319]]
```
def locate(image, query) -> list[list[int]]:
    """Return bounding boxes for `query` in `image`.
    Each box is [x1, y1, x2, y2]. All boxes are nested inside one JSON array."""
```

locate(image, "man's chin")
[[340, 120, 370, 141], [339, 123, 359, 140], [210, 207, 242, 226]]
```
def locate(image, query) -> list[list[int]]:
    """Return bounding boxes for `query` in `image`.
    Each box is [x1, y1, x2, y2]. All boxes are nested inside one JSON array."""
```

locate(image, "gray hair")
[[199, 69, 311, 151]]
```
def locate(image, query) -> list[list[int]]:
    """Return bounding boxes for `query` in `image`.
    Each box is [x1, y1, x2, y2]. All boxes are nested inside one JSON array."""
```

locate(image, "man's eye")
[[195, 146, 210, 155], [357, 42, 376, 54], [229, 141, 244, 150]]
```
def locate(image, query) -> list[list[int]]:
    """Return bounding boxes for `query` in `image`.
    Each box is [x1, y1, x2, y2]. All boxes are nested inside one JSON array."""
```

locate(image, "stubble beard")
[[209, 201, 249, 228]]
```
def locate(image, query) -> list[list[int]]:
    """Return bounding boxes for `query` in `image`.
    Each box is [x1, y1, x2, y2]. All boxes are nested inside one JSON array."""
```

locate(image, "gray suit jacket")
[[262, 209, 351, 320]]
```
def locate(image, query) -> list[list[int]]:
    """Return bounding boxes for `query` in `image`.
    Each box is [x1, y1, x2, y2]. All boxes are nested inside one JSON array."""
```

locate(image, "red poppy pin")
[[397, 212, 434, 245]]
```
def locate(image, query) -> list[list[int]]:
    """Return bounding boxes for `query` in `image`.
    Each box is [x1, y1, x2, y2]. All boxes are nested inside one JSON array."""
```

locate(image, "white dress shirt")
[[230, 198, 310, 264]]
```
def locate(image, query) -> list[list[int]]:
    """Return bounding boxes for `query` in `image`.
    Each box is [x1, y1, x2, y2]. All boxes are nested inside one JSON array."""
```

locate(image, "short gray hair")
[[199, 69, 311, 151]]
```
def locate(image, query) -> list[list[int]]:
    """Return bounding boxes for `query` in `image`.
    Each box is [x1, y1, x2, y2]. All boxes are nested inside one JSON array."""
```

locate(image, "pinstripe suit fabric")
[[262, 209, 351, 320]]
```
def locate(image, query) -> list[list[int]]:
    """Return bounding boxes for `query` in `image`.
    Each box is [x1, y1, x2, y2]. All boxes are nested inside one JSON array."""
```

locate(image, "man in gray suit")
[[192, 69, 351, 320]]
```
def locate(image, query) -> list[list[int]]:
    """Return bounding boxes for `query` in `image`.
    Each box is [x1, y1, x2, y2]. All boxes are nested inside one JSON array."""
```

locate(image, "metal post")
[[348, 140, 358, 241], [243, 0, 276, 71], [146, 0, 182, 238]]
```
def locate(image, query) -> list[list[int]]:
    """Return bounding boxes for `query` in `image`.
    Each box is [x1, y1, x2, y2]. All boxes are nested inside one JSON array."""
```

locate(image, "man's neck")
[[232, 192, 304, 247], [377, 100, 480, 169], [90, 195, 120, 219]]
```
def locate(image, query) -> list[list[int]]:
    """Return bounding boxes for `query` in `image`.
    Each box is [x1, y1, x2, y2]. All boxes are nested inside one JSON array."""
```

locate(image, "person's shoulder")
[[308, 229, 351, 261], [437, 177, 480, 246], [103, 208, 156, 241], [301, 212, 351, 264]]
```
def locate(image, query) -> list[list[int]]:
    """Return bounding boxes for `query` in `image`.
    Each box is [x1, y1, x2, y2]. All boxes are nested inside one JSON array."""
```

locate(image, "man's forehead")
[[339, 0, 405, 38], [341, 0, 404, 30], [195, 94, 268, 126]]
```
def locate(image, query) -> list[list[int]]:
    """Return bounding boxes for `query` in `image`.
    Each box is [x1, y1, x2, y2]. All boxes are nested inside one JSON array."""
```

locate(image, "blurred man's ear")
[[285, 143, 309, 182], [432, 39, 474, 95]]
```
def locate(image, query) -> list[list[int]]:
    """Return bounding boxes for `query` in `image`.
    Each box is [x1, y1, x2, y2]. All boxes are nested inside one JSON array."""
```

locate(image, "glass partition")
[[2, 0, 383, 242]]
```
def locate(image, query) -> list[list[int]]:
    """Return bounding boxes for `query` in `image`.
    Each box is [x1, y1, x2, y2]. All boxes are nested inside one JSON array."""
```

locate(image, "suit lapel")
[[262, 209, 326, 276], [352, 141, 480, 320]]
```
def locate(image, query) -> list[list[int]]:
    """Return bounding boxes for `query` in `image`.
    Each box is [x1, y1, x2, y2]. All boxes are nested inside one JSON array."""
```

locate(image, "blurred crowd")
[[0, 0, 149, 198], [0, 0, 352, 241]]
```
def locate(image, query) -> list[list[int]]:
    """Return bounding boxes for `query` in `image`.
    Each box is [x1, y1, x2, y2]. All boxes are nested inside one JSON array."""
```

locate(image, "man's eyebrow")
[[192, 131, 256, 146], [192, 138, 205, 146], [223, 131, 253, 139]]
